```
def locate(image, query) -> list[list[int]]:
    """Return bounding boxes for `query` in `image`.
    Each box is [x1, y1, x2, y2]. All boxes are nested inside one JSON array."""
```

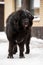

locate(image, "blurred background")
[[0, 1, 43, 64]]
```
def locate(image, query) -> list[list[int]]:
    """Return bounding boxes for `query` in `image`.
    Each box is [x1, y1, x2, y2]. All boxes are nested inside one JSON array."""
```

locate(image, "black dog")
[[6, 9, 34, 58]]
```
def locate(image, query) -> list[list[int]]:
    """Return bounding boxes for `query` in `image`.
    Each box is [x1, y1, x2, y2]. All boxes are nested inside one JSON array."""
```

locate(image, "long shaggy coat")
[[6, 9, 34, 58]]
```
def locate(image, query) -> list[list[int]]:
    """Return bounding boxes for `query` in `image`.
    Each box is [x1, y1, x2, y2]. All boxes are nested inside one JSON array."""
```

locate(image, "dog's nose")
[[25, 21, 28, 24]]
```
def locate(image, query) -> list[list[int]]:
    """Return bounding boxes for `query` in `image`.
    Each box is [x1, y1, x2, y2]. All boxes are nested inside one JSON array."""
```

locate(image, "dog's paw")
[[7, 54, 14, 58]]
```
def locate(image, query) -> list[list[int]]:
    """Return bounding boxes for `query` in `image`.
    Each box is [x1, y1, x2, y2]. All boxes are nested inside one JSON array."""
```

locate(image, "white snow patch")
[[0, 32, 8, 42], [0, 32, 43, 65]]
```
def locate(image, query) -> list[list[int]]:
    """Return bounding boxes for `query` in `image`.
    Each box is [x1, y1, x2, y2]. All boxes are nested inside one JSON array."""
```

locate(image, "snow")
[[0, 32, 43, 65], [0, 32, 8, 42]]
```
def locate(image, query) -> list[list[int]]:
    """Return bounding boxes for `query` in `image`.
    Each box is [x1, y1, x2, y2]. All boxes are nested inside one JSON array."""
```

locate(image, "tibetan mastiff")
[[6, 9, 34, 58]]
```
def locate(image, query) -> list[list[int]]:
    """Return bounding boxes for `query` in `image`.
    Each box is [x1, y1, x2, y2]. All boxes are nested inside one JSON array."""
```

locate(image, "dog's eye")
[[22, 18, 29, 22], [14, 21, 18, 25]]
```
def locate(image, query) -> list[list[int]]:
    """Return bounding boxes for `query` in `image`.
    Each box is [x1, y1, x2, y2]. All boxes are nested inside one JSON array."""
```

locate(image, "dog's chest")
[[15, 30, 28, 43]]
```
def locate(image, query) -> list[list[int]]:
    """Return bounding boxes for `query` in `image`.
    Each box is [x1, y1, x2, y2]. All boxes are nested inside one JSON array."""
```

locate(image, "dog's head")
[[17, 9, 34, 29], [13, 9, 34, 30]]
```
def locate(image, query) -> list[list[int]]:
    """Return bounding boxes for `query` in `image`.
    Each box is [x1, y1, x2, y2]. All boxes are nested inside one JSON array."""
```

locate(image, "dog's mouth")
[[24, 21, 29, 28], [24, 24, 28, 27], [23, 21, 29, 28]]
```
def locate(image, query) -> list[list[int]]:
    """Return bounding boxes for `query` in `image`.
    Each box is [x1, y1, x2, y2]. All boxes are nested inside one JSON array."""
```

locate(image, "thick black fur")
[[6, 9, 34, 58]]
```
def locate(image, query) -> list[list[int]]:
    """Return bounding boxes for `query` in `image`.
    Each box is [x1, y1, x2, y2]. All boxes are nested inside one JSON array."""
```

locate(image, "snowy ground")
[[0, 32, 43, 65]]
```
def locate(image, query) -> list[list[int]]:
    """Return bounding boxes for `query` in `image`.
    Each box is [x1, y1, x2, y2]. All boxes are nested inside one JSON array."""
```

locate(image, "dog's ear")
[[29, 13, 34, 26], [25, 10, 34, 26], [30, 16, 34, 26], [29, 14, 34, 20]]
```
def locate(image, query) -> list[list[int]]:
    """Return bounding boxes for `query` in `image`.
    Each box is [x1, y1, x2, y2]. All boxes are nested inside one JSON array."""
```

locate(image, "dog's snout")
[[25, 21, 28, 25]]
